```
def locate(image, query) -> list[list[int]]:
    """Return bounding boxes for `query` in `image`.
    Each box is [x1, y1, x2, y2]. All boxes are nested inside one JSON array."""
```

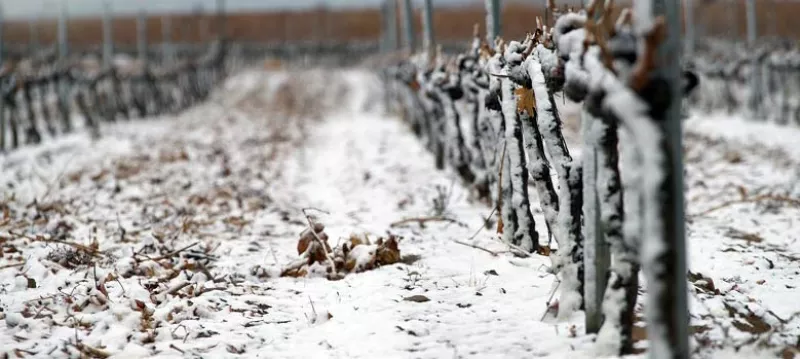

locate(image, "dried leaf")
[[514, 87, 536, 116], [376, 236, 401, 266], [537, 246, 551, 256]]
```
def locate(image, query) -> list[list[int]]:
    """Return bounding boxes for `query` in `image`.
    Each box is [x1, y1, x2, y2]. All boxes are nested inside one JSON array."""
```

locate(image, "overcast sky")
[[0, 0, 482, 19]]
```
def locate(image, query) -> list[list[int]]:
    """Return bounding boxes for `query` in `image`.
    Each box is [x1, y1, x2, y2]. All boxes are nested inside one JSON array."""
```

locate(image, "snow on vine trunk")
[[459, 78, 490, 198], [594, 114, 638, 356], [435, 75, 475, 183], [519, 59, 559, 244], [420, 79, 446, 170], [526, 55, 584, 319], [581, 49, 668, 356], [499, 76, 538, 252]]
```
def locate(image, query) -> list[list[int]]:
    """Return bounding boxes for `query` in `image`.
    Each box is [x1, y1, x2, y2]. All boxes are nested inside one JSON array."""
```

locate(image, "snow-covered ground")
[[0, 70, 798, 358]]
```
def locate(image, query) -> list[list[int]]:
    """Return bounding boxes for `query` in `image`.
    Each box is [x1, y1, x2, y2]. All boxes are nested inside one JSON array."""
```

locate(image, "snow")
[[1, 69, 593, 358], [1, 64, 799, 358]]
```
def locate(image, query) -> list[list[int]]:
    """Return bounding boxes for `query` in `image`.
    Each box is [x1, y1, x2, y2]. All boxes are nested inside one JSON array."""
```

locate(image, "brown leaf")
[[537, 246, 551, 256], [376, 236, 401, 266], [297, 236, 311, 255], [688, 271, 719, 295], [349, 234, 365, 248], [344, 258, 357, 272], [496, 217, 504, 234], [514, 87, 536, 116]]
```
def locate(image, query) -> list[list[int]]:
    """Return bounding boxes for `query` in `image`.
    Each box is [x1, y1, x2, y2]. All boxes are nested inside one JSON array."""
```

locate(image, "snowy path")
[[1, 70, 798, 358]]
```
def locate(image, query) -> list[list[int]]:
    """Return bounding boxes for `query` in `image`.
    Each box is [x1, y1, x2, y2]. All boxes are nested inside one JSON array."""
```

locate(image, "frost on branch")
[[518, 58, 560, 249], [499, 41, 539, 252]]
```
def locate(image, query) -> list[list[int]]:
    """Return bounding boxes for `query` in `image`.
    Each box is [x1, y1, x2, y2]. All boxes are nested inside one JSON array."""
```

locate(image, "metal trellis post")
[[582, 0, 609, 335], [103, 1, 114, 68], [387, 0, 398, 52], [138, 9, 148, 65], [485, 0, 501, 47], [400, 0, 415, 53], [422, 0, 435, 61], [684, 0, 694, 58], [162, 16, 174, 65], [745, 0, 762, 118], [651, 0, 690, 357], [58, 1, 68, 58]]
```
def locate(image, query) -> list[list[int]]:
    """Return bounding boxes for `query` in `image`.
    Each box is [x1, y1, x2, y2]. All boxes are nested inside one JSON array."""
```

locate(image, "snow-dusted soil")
[[682, 113, 800, 358], [0, 70, 798, 359]]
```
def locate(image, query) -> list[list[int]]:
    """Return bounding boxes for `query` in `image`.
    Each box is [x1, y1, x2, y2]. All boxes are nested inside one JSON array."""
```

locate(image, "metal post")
[[650, 0, 690, 357], [29, 17, 40, 54], [197, 4, 208, 44], [380, 1, 389, 52], [421, 0, 435, 60], [386, 0, 398, 52], [162, 16, 174, 65], [485, 0, 501, 47], [0, 4, 4, 65], [57, 1, 71, 133], [684, 0, 694, 58], [582, 0, 609, 335], [137, 9, 148, 64], [0, 5, 4, 151], [216, 0, 226, 41], [58, 1, 68, 58], [745, 0, 761, 118], [727, 0, 737, 42], [400, 0, 415, 53], [103, 1, 113, 68]]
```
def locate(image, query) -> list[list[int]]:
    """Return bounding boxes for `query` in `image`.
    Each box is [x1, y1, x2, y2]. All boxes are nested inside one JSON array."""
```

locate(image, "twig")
[[468, 207, 498, 240], [692, 194, 800, 217], [502, 241, 532, 258], [301, 207, 330, 215], [452, 239, 504, 256], [496, 142, 507, 234], [300, 209, 337, 273], [166, 281, 191, 296], [390, 216, 467, 228], [73, 342, 110, 359], [541, 279, 562, 321], [136, 242, 199, 263], [169, 344, 186, 354], [0, 262, 25, 270], [11, 231, 103, 257], [38, 153, 77, 205], [195, 286, 227, 297]]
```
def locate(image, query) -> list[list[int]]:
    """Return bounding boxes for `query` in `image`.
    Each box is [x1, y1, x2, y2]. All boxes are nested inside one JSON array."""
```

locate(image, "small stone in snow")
[[484, 269, 499, 276], [403, 295, 430, 303]]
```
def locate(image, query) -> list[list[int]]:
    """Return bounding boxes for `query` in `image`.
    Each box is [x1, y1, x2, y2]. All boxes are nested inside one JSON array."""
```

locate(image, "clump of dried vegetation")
[[278, 219, 402, 280]]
